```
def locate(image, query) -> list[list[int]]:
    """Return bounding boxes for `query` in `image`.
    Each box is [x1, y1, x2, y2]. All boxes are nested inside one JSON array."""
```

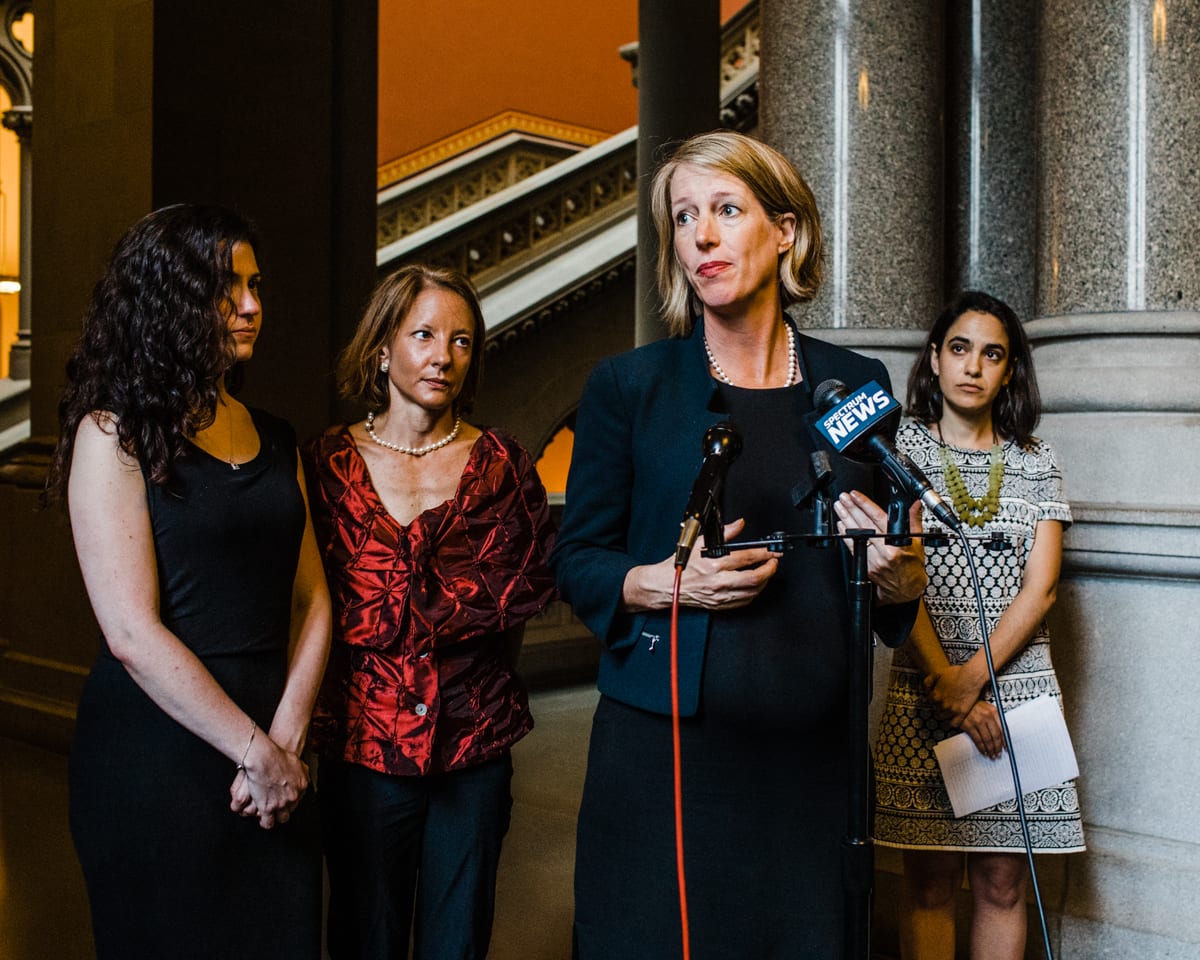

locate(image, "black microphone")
[[812, 379, 961, 530], [675, 422, 743, 568]]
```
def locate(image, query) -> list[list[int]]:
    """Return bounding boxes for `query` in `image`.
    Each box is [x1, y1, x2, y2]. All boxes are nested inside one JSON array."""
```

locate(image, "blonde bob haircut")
[[336, 263, 486, 415], [650, 130, 824, 337]]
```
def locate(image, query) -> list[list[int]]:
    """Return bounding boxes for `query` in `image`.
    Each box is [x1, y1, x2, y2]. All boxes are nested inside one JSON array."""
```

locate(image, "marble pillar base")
[[793, 324, 925, 397], [1029, 312, 1200, 507]]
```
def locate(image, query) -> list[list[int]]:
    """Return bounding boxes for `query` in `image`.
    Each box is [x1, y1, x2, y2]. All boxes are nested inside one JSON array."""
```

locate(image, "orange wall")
[[378, 0, 748, 166], [0, 86, 18, 379], [535, 424, 573, 496]]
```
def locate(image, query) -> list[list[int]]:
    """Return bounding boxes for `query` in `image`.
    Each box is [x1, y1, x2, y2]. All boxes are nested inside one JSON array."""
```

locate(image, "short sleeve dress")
[[68, 408, 322, 959], [873, 420, 1086, 853]]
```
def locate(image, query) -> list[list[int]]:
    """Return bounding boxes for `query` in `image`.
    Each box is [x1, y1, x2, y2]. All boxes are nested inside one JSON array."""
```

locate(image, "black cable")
[[956, 526, 1054, 960]]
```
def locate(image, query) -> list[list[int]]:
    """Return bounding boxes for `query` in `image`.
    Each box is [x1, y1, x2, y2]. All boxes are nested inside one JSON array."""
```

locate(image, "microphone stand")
[[707, 498, 952, 960], [843, 520, 876, 960]]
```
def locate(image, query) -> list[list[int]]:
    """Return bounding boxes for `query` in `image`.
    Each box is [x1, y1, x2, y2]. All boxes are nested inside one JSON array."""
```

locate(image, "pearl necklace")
[[704, 322, 797, 388], [365, 411, 461, 456]]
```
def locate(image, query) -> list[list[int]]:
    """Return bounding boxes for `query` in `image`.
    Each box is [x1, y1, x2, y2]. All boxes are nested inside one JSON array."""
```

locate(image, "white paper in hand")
[[933, 695, 1079, 818]]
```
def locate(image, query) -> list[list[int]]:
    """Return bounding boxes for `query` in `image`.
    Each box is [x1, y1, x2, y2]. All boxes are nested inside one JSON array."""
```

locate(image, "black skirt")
[[574, 384, 859, 960], [70, 651, 321, 960], [574, 695, 852, 960]]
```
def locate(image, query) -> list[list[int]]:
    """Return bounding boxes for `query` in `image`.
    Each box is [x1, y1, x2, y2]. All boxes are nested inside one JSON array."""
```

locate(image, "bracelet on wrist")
[[235, 719, 257, 772]]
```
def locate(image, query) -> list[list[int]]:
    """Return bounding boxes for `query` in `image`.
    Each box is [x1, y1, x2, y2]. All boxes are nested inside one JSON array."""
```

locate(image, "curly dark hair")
[[44, 204, 259, 503], [906, 290, 1041, 448]]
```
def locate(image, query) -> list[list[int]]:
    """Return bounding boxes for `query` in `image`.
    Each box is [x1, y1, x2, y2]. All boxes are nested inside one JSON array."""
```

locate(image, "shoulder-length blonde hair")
[[649, 130, 824, 337], [336, 264, 486, 414]]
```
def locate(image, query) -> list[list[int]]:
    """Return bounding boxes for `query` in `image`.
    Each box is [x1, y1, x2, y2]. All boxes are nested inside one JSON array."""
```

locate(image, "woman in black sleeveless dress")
[[46, 205, 331, 958]]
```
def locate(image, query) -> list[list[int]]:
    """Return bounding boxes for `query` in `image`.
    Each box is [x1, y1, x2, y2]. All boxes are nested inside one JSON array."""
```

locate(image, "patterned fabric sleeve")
[[1031, 437, 1073, 527]]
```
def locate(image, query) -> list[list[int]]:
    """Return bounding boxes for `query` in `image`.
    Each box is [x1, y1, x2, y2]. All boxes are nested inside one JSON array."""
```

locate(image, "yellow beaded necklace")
[[935, 423, 1005, 529]]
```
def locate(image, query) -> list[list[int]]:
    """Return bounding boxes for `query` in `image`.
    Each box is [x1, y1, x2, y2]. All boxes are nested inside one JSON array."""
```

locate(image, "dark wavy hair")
[[906, 290, 1041, 447], [44, 204, 259, 503], [336, 263, 486, 416]]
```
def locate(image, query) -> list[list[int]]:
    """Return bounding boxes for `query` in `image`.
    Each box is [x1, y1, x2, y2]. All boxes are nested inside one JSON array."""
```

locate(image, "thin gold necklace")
[[226, 403, 240, 471], [935, 422, 1004, 528]]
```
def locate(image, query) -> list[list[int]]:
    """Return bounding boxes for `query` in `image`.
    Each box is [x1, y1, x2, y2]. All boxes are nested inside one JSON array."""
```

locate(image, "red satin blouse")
[[304, 426, 556, 776]]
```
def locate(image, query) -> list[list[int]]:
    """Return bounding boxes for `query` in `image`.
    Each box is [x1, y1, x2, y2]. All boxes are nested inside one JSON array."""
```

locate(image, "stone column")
[[2, 105, 31, 381], [944, 0, 1037, 320], [1029, 1, 1200, 956], [634, 0, 720, 344], [759, 0, 943, 331], [1038, 0, 1200, 319]]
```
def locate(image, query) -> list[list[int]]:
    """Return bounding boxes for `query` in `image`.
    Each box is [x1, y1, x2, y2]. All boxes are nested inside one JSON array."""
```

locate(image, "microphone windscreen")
[[813, 379, 848, 412]]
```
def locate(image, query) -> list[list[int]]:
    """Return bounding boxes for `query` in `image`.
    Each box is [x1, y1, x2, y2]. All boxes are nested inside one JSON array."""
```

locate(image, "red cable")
[[670, 566, 691, 960]]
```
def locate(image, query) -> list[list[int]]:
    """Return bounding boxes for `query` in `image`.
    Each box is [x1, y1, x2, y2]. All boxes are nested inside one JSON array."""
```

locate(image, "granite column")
[[760, 0, 943, 334], [1027, 2, 1200, 954]]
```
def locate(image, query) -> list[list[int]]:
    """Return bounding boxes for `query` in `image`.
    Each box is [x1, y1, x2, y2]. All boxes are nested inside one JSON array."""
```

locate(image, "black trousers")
[[321, 754, 513, 960]]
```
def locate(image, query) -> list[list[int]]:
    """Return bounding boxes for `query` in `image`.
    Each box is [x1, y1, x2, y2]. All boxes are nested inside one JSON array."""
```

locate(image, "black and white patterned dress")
[[873, 420, 1086, 853]]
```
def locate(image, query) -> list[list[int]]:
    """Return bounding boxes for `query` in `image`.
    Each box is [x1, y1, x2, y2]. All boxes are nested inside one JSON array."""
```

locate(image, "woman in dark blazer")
[[551, 131, 927, 959]]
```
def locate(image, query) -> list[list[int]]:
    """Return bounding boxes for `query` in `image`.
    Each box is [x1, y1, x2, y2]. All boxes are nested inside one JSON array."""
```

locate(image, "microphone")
[[675, 422, 743, 568], [812, 379, 961, 530]]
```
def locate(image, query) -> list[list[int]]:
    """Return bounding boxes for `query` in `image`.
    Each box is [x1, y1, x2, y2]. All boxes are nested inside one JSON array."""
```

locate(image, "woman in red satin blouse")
[[303, 264, 556, 960]]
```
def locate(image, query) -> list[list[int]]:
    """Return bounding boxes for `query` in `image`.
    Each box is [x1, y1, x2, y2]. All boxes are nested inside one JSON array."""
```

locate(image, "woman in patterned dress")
[[873, 291, 1085, 959]]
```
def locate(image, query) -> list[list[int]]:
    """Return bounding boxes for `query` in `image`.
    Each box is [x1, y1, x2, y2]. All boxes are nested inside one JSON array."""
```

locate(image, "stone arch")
[[0, 2, 32, 107]]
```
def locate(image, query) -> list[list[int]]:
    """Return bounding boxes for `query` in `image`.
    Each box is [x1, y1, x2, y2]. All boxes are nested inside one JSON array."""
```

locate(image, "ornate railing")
[[377, 137, 581, 249], [718, 1, 760, 128], [378, 130, 638, 287]]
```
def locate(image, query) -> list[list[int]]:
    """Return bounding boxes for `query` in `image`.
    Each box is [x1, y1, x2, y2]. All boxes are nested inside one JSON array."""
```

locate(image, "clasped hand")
[[925, 664, 1004, 760], [922, 663, 982, 725], [958, 700, 1004, 760], [228, 733, 309, 830]]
